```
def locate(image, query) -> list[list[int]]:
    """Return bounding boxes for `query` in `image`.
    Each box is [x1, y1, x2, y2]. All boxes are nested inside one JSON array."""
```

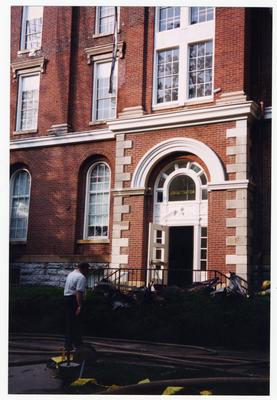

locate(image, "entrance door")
[[168, 226, 194, 286]]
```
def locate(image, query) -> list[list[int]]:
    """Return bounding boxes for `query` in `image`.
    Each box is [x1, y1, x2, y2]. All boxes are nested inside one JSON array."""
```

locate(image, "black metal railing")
[[87, 267, 249, 293]]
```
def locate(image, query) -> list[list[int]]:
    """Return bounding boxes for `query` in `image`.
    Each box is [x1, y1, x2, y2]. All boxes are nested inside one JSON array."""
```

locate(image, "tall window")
[[21, 6, 43, 50], [85, 163, 110, 239], [97, 6, 116, 34], [157, 48, 179, 104], [16, 74, 40, 131], [158, 7, 180, 31], [188, 41, 213, 99], [154, 7, 215, 107], [93, 61, 117, 121], [10, 170, 31, 241], [190, 7, 214, 24]]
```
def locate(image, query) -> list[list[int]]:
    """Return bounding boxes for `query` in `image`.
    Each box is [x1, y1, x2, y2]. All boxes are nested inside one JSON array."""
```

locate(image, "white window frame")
[[16, 72, 40, 132], [10, 169, 31, 242], [92, 59, 118, 122], [83, 161, 111, 240], [155, 161, 208, 204], [190, 7, 214, 25], [95, 6, 120, 37], [158, 6, 181, 32], [155, 47, 180, 105], [187, 40, 213, 100], [153, 6, 215, 109], [20, 6, 43, 52]]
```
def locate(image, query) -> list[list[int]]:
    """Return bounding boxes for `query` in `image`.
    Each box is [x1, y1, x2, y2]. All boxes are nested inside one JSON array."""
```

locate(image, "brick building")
[[10, 6, 272, 288]]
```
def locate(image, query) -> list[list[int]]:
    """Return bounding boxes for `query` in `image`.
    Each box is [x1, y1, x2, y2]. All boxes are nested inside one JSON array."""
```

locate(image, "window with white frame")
[[200, 226, 208, 271], [10, 170, 31, 241], [158, 7, 181, 31], [169, 175, 196, 201], [190, 7, 214, 24], [96, 6, 116, 34], [155, 160, 208, 203], [21, 6, 43, 50], [85, 162, 110, 239], [188, 41, 213, 99], [157, 48, 179, 103], [16, 74, 40, 131], [154, 7, 215, 106], [93, 61, 117, 121]]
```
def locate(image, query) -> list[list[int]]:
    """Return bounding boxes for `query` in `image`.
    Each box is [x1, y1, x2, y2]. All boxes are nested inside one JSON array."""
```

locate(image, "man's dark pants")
[[64, 295, 83, 350]]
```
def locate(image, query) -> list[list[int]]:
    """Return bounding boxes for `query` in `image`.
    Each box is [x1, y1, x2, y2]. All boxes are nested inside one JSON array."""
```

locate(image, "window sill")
[[89, 118, 115, 126], [17, 48, 41, 56], [152, 97, 214, 111], [13, 129, 38, 135], [10, 240, 27, 245], [92, 30, 120, 39], [77, 239, 110, 244], [185, 96, 214, 106], [152, 102, 179, 111]]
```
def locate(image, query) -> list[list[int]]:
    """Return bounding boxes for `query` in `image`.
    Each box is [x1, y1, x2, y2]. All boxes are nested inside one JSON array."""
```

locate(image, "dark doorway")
[[168, 226, 194, 286]]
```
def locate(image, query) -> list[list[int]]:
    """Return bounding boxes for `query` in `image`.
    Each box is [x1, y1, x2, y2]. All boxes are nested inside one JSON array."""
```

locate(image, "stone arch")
[[131, 137, 225, 189]]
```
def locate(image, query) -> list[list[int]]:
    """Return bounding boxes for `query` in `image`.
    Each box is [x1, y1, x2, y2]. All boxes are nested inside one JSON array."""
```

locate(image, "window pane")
[[23, 6, 43, 50], [201, 188, 208, 200], [86, 163, 110, 238], [188, 41, 213, 99], [10, 171, 30, 240], [156, 48, 179, 103], [200, 173, 207, 185], [190, 7, 214, 24], [190, 163, 201, 173], [94, 62, 116, 120], [19, 75, 40, 131], [99, 6, 115, 34], [169, 175, 196, 201], [159, 7, 180, 31]]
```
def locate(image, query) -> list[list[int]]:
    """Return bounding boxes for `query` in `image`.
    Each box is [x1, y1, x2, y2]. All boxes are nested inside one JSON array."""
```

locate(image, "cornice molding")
[[11, 57, 47, 78], [108, 101, 260, 133], [85, 41, 125, 64], [10, 129, 114, 150], [10, 102, 261, 150], [208, 180, 249, 191], [112, 188, 146, 196]]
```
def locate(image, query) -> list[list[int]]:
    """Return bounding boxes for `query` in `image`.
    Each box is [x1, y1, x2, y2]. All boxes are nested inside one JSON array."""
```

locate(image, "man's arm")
[[75, 290, 84, 315]]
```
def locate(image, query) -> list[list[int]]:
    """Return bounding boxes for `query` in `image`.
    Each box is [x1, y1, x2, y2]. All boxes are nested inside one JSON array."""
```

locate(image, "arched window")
[[84, 162, 110, 238], [10, 169, 31, 241], [155, 160, 208, 203], [169, 175, 196, 201]]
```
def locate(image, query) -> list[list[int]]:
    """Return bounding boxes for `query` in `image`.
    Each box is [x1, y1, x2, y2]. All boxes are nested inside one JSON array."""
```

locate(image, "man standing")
[[64, 262, 90, 351]]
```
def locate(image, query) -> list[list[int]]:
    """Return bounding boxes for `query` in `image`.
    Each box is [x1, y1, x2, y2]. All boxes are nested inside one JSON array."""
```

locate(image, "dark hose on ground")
[[99, 376, 268, 395]]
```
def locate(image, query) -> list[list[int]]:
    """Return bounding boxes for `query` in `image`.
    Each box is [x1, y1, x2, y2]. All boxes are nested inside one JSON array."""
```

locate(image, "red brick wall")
[[11, 6, 253, 138], [10, 7, 271, 277], [214, 8, 246, 94], [10, 140, 115, 261], [125, 122, 236, 185]]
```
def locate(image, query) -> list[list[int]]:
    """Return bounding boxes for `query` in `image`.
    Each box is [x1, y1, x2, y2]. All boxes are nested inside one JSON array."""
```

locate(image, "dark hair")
[[78, 262, 90, 271]]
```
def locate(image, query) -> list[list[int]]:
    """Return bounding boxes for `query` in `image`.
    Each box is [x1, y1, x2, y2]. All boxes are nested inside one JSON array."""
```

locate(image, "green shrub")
[[9, 286, 270, 349]]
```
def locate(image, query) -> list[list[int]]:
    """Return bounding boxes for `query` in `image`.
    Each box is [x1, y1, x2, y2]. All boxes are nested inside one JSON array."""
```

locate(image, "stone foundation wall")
[[11, 262, 108, 287]]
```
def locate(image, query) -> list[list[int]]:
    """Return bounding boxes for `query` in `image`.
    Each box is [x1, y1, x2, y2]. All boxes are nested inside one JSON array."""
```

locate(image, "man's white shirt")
[[64, 270, 86, 296]]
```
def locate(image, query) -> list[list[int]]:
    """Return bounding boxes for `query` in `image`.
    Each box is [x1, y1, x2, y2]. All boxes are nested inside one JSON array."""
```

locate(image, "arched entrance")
[[131, 137, 225, 286], [149, 159, 208, 286]]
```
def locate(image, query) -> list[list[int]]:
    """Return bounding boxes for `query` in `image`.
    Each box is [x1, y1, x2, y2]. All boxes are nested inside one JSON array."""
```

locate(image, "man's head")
[[78, 262, 90, 277]]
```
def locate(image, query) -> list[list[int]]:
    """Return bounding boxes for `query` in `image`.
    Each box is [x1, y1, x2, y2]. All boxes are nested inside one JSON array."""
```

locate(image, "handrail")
[[90, 267, 250, 293]]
